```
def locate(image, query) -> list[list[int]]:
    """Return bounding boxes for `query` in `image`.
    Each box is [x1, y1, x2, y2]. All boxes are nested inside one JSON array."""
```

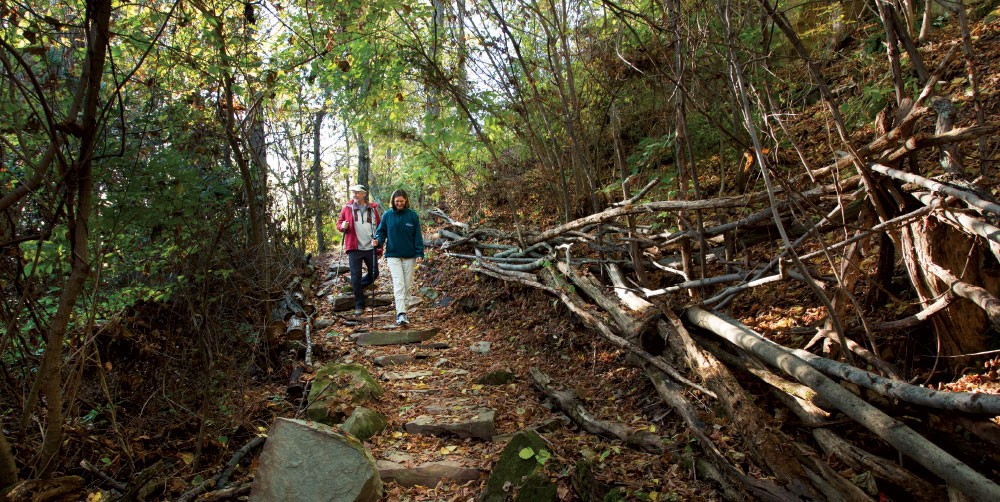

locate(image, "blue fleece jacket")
[[375, 208, 424, 258]]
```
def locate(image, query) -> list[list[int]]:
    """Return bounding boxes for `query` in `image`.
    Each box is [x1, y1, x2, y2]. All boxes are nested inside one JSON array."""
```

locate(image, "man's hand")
[[340, 221, 349, 231], [372, 239, 379, 248]]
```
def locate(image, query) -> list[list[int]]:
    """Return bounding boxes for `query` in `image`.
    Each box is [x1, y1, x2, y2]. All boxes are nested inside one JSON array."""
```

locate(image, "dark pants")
[[347, 249, 378, 309]]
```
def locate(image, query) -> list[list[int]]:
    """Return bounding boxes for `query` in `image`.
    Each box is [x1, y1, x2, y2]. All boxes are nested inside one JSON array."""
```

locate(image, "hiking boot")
[[353, 308, 364, 316], [396, 313, 409, 326]]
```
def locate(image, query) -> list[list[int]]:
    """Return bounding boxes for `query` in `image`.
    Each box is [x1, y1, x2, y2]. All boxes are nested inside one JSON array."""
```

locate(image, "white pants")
[[387, 257, 417, 314]]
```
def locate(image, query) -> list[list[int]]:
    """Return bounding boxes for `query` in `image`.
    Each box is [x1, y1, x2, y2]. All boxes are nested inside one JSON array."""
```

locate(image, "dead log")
[[790, 345, 1000, 415], [285, 315, 306, 341], [754, 359, 945, 500], [658, 312, 868, 501], [643, 364, 796, 502], [686, 306, 1000, 501], [286, 365, 305, 400], [526, 194, 770, 246], [529, 367, 663, 453], [924, 260, 1000, 332], [538, 266, 714, 397], [871, 163, 1000, 217], [557, 262, 657, 339]]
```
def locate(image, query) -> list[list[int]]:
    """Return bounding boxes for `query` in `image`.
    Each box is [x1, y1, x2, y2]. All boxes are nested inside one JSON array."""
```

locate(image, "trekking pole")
[[370, 241, 377, 325]]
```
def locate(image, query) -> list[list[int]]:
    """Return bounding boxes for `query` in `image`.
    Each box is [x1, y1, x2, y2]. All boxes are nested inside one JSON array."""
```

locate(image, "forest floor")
[[305, 250, 717, 501]]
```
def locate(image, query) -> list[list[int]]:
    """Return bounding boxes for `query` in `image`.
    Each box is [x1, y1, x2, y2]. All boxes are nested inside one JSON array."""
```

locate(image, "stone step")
[[353, 328, 440, 346], [377, 459, 482, 488], [404, 407, 496, 440]]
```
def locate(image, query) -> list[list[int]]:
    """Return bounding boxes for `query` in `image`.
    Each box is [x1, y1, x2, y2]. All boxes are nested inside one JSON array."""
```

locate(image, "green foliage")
[[627, 134, 675, 175], [518, 446, 552, 465]]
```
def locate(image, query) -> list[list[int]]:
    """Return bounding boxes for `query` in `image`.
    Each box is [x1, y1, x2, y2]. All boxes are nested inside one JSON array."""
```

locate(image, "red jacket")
[[337, 201, 381, 253]]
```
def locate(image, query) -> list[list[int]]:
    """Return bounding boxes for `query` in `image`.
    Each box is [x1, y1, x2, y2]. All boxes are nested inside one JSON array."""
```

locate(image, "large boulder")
[[306, 363, 383, 424], [250, 418, 382, 502]]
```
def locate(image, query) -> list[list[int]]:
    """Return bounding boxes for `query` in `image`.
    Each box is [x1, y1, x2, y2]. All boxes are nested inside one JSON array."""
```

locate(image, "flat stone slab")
[[356, 328, 440, 346], [377, 460, 482, 487], [415, 342, 450, 350], [382, 370, 434, 380], [404, 407, 496, 440], [373, 354, 432, 366], [329, 294, 393, 311]]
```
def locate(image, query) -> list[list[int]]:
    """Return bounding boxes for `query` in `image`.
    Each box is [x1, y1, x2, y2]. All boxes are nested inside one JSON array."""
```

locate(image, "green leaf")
[[518, 447, 535, 460]]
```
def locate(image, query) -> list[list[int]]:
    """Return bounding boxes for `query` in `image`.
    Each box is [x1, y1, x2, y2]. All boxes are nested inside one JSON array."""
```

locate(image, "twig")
[[80, 459, 127, 492], [176, 436, 266, 502]]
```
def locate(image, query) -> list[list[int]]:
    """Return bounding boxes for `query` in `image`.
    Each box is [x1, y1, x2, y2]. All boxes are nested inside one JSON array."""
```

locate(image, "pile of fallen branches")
[[429, 88, 1000, 500]]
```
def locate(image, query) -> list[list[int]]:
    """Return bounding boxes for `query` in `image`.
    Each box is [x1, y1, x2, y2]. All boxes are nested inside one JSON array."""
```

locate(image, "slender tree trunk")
[[35, 0, 112, 475], [954, 0, 989, 175], [355, 131, 370, 189], [876, 0, 906, 103], [312, 110, 326, 252]]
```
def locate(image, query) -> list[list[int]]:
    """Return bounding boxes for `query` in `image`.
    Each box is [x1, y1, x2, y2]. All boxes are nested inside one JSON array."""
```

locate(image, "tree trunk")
[[35, 0, 112, 475], [355, 130, 370, 189], [312, 110, 327, 252], [899, 215, 996, 362]]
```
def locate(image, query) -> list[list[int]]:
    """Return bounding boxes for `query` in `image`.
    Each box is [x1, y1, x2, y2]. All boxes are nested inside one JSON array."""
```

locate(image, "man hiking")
[[337, 184, 381, 316]]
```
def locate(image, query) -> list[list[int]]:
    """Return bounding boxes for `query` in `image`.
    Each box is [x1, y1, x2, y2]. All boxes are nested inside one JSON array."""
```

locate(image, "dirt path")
[[308, 251, 715, 501]]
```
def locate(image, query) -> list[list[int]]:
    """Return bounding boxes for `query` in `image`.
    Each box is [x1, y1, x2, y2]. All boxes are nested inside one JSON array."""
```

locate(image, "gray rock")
[[404, 408, 496, 440], [470, 341, 491, 354], [377, 460, 482, 487], [475, 370, 516, 385], [340, 407, 388, 442], [306, 363, 384, 424], [250, 418, 382, 502]]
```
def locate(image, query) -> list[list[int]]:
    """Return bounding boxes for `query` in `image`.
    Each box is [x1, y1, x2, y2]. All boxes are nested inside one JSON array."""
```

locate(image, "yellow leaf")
[[649, 424, 657, 432], [440, 445, 458, 454], [104, 361, 113, 371], [392, 431, 404, 438], [180, 452, 194, 465], [86, 492, 103, 502]]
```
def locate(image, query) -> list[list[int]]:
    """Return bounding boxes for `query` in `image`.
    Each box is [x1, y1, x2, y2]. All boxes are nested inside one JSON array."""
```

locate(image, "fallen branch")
[[529, 367, 663, 453], [176, 436, 266, 502], [686, 306, 1000, 501], [924, 261, 1000, 331], [792, 344, 1000, 414], [80, 459, 126, 492], [868, 294, 953, 331], [659, 313, 868, 501], [871, 162, 1000, 217]]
